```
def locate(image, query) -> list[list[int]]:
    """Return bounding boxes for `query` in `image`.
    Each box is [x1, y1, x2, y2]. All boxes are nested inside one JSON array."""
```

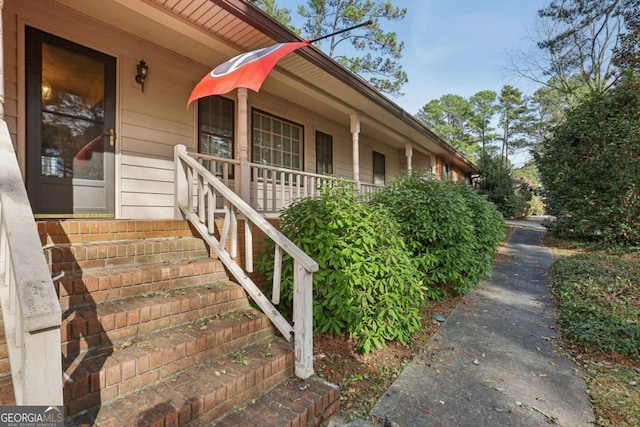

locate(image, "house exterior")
[[0, 0, 476, 422]]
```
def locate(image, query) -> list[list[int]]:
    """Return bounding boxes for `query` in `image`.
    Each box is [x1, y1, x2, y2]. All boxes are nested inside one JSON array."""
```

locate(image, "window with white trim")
[[252, 110, 302, 171], [315, 131, 333, 175]]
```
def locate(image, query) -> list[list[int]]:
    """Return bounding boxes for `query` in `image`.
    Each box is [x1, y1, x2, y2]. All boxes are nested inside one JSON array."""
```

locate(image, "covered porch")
[[0, 0, 476, 410]]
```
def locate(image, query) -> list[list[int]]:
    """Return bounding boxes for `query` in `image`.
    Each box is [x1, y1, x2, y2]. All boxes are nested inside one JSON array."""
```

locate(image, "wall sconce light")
[[41, 80, 53, 101], [135, 59, 148, 92]]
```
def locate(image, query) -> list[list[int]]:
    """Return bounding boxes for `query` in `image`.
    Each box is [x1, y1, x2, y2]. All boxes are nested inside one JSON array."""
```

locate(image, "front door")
[[26, 27, 116, 217]]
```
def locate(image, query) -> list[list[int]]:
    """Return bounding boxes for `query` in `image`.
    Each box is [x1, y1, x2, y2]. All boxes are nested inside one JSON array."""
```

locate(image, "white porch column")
[[405, 142, 412, 174], [350, 113, 360, 190], [237, 87, 250, 203], [0, 0, 5, 120]]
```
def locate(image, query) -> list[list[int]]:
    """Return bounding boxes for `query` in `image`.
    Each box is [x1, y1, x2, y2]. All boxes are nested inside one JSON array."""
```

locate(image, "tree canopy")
[[514, 0, 639, 97], [250, 0, 408, 96]]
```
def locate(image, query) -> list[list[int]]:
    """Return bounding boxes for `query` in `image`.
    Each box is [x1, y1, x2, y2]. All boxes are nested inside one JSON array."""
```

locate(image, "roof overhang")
[[53, 0, 477, 173]]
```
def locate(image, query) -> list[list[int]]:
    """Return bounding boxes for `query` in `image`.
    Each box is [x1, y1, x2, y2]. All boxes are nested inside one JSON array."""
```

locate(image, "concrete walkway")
[[330, 218, 595, 427]]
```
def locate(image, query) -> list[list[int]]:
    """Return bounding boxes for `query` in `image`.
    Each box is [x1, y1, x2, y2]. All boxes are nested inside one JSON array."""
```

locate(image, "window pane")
[[316, 131, 333, 175], [251, 111, 303, 171], [373, 151, 385, 185], [198, 96, 234, 159], [41, 43, 105, 180]]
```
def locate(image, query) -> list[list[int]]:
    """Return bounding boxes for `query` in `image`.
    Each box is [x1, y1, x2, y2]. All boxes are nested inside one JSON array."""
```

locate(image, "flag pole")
[[308, 20, 373, 44]]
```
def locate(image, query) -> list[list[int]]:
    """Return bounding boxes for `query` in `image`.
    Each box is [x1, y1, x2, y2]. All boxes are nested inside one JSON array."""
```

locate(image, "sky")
[[290, 0, 551, 114], [385, 0, 551, 114], [287, 0, 552, 166]]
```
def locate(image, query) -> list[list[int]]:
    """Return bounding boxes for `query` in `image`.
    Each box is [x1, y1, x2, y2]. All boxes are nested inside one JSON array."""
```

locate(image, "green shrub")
[[256, 183, 427, 353], [535, 77, 640, 244], [476, 154, 528, 218], [371, 172, 505, 296]]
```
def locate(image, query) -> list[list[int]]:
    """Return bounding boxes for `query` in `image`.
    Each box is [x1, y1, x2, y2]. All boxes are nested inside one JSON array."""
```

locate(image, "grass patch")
[[547, 240, 640, 426]]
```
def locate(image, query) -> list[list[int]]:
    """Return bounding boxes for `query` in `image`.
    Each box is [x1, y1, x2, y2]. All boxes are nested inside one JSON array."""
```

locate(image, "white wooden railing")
[[188, 153, 384, 213], [360, 182, 386, 197], [0, 120, 63, 405], [250, 163, 339, 214], [174, 145, 318, 379]]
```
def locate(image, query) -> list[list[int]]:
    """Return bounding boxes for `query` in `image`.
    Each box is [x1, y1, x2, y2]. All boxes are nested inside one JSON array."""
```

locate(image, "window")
[[441, 161, 449, 179], [252, 110, 303, 172], [373, 151, 385, 185], [198, 96, 234, 174], [315, 131, 333, 175]]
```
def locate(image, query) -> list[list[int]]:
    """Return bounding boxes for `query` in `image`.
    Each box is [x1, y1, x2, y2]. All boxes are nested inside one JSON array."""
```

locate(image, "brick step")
[[56, 257, 227, 311], [214, 377, 339, 427], [61, 282, 248, 358], [69, 336, 293, 426], [0, 375, 15, 406], [38, 219, 199, 246], [0, 316, 15, 405], [64, 306, 274, 417], [45, 236, 210, 274]]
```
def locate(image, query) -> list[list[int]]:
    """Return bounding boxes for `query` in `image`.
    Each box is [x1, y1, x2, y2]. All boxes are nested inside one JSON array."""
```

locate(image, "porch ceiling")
[[52, 0, 476, 172]]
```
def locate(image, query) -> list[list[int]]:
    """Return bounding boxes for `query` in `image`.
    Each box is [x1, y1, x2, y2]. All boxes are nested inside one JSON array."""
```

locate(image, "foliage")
[[549, 250, 640, 357], [476, 154, 529, 218], [547, 241, 640, 426], [514, 0, 638, 96], [297, 0, 408, 96], [256, 183, 426, 353], [415, 94, 477, 157], [469, 90, 499, 156], [497, 85, 532, 165], [613, 1, 640, 71], [534, 76, 640, 244], [512, 159, 540, 187], [248, 0, 297, 31], [371, 172, 505, 296]]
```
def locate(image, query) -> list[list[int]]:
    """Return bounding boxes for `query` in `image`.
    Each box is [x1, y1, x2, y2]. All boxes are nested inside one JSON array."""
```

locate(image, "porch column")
[[350, 113, 360, 190], [405, 142, 412, 174], [0, 0, 4, 119], [237, 87, 250, 203]]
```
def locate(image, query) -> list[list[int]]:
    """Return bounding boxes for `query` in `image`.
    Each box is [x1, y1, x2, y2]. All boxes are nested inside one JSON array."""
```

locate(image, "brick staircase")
[[33, 219, 337, 426]]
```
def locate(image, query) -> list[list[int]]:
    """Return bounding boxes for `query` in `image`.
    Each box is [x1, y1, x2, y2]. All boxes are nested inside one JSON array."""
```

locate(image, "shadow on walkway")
[[366, 224, 595, 427]]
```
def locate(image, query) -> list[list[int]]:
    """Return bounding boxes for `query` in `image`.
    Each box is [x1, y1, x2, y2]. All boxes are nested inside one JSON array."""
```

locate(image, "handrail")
[[174, 145, 318, 379], [0, 120, 63, 405]]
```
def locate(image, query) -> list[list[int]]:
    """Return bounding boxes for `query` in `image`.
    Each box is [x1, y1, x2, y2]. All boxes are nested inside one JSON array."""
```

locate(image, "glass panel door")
[[26, 27, 116, 217]]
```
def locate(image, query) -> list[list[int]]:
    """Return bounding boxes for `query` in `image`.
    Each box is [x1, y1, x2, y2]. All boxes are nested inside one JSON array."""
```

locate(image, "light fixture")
[[42, 80, 52, 101], [135, 59, 148, 92]]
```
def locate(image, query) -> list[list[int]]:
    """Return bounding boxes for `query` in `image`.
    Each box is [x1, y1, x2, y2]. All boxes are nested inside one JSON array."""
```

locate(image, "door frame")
[[24, 25, 118, 218]]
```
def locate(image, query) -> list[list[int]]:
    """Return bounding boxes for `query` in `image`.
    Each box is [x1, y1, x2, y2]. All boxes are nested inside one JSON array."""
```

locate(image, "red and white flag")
[[187, 41, 310, 106]]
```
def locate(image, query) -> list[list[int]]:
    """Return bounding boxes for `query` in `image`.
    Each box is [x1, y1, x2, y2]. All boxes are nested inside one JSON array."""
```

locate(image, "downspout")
[[237, 87, 250, 203], [350, 113, 360, 191]]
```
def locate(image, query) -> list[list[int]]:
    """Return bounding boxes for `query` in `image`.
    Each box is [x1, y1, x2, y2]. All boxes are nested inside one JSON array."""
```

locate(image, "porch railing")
[[174, 145, 318, 379], [0, 120, 63, 405], [188, 153, 385, 213], [250, 163, 339, 214]]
